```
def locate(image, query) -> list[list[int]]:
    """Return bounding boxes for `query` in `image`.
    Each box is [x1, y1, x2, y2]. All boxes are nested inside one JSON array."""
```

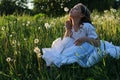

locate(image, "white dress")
[[42, 23, 120, 68]]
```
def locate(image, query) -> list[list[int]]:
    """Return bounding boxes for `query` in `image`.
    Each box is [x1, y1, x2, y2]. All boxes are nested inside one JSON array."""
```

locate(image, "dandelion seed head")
[[22, 23, 25, 26], [6, 57, 12, 62], [110, 8, 116, 13], [17, 41, 20, 46], [10, 34, 12, 37], [37, 53, 42, 58], [24, 38, 27, 41], [1, 27, 5, 31], [27, 21, 30, 24], [38, 27, 41, 30], [12, 40, 17, 44], [44, 23, 51, 29], [34, 46, 40, 54], [64, 7, 69, 12], [34, 39, 39, 44]]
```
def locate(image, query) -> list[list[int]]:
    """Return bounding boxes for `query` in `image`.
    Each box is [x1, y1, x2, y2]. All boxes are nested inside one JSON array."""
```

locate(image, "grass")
[[0, 8, 120, 80]]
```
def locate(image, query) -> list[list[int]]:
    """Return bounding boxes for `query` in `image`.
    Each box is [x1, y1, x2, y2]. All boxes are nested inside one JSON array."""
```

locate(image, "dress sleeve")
[[85, 23, 98, 39]]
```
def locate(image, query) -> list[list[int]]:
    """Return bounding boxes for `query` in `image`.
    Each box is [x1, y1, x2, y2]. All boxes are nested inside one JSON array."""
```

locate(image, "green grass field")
[[0, 8, 120, 80]]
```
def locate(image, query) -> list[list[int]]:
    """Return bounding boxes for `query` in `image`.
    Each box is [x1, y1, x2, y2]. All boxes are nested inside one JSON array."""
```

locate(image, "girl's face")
[[69, 6, 83, 18]]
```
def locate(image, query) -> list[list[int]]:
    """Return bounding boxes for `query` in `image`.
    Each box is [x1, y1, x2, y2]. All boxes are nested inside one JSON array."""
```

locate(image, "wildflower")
[[34, 39, 39, 44], [104, 10, 108, 13], [22, 23, 25, 26], [34, 46, 40, 54], [27, 21, 30, 24], [14, 51, 17, 55], [110, 8, 116, 13], [38, 27, 41, 30], [37, 53, 42, 58], [26, 23, 29, 26], [44, 23, 51, 29], [17, 41, 20, 46], [64, 7, 69, 12], [10, 34, 12, 37], [6, 57, 12, 62], [1, 27, 5, 31], [12, 40, 16, 44], [24, 38, 27, 41], [60, 3, 63, 8]]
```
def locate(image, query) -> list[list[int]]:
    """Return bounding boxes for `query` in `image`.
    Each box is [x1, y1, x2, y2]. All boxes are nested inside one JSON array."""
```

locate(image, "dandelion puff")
[[10, 34, 12, 37], [26, 23, 29, 26], [1, 27, 5, 31], [64, 7, 69, 12], [60, 3, 63, 8], [110, 8, 116, 13], [37, 53, 42, 58], [12, 40, 16, 44], [22, 23, 25, 26], [104, 10, 108, 13], [6, 57, 12, 62], [44, 23, 51, 29], [17, 41, 20, 46], [24, 38, 27, 41], [27, 21, 30, 24], [34, 46, 40, 54], [34, 39, 39, 44], [38, 27, 41, 30]]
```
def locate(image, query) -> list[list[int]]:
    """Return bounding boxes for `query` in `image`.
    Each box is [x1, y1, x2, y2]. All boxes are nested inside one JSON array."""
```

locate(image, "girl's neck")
[[71, 19, 81, 32]]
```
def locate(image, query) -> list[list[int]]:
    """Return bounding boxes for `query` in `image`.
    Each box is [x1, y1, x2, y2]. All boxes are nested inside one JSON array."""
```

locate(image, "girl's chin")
[[69, 15, 78, 18]]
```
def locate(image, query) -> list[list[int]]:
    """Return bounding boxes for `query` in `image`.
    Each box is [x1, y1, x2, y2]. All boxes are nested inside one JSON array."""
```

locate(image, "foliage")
[[33, 0, 115, 16], [0, 0, 32, 15], [0, 8, 120, 80]]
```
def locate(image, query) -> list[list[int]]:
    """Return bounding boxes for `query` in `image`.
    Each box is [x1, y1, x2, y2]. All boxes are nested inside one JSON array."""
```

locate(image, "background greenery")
[[0, 0, 120, 16], [0, 8, 120, 80]]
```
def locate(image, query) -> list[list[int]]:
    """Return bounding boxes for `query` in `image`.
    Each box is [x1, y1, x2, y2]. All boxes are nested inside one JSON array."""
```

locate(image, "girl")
[[42, 3, 120, 68]]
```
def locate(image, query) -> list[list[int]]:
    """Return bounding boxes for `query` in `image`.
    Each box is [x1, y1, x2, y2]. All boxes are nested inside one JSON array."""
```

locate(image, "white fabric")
[[42, 37, 120, 68], [71, 23, 98, 40], [42, 23, 120, 67]]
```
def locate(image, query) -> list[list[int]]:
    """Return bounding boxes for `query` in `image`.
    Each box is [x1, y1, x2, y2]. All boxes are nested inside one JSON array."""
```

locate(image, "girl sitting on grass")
[[42, 3, 120, 68]]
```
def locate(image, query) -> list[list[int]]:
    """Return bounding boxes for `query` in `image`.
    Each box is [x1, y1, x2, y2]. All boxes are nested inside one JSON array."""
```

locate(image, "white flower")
[[37, 53, 42, 58], [22, 23, 25, 26], [17, 41, 20, 46], [38, 27, 41, 30], [27, 21, 30, 24], [34, 46, 40, 54], [104, 10, 108, 13], [1, 27, 5, 31], [34, 39, 39, 44], [24, 38, 27, 41], [64, 7, 69, 12], [12, 40, 16, 44], [44, 23, 51, 29], [10, 34, 12, 37], [110, 8, 116, 13], [6, 57, 12, 62]]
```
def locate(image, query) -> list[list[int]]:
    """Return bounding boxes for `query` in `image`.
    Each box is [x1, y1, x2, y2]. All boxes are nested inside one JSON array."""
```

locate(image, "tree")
[[33, 0, 115, 17], [0, 0, 31, 15]]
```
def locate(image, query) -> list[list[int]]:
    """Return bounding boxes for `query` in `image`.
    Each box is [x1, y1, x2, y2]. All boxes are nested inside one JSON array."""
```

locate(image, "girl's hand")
[[74, 37, 88, 46], [65, 19, 72, 30]]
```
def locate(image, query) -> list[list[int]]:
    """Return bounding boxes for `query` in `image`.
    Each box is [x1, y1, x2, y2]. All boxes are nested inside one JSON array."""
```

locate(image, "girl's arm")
[[64, 19, 72, 38], [74, 37, 100, 47]]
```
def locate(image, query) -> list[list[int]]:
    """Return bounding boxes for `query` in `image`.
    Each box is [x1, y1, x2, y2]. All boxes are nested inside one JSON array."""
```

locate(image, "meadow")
[[0, 8, 120, 80]]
